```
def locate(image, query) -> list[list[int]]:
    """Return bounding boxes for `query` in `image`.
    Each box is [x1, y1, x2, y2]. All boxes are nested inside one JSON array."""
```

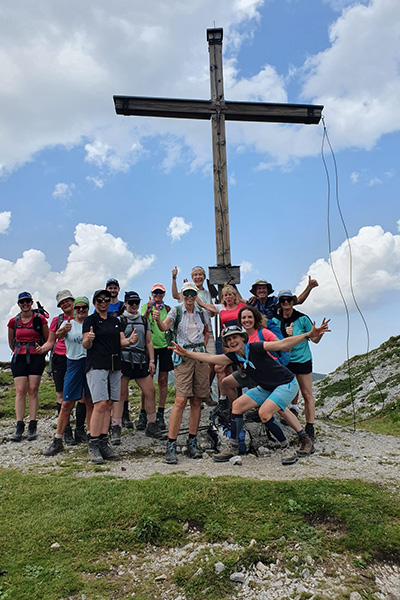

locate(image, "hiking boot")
[[26, 420, 37, 441], [110, 424, 122, 446], [213, 440, 238, 463], [122, 411, 134, 429], [297, 434, 314, 457], [43, 437, 64, 456], [99, 437, 120, 461], [87, 438, 105, 464], [10, 421, 24, 442], [165, 440, 178, 464], [204, 396, 217, 407], [136, 411, 147, 431], [145, 422, 167, 439], [155, 411, 166, 431], [75, 425, 87, 444], [63, 425, 77, 446], [281, 445, 298, 465], [187, 437, 203, 459]]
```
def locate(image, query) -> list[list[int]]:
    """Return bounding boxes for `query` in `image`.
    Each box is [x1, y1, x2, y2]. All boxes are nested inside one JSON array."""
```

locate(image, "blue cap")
[[18, 291, 32, 302]]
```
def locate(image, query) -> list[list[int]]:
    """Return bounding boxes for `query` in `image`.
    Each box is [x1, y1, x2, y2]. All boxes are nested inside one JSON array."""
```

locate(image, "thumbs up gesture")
[[129, 327, 138, 345], [88, 325, 95, 342], [64, 317, 72, 332]]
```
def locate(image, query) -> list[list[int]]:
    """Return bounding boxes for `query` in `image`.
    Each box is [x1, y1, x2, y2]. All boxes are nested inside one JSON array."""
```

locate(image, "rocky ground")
[[1, 403, 400, 600]]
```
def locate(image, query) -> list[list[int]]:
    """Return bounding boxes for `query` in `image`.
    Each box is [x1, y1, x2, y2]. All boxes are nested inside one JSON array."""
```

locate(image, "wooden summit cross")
[[113, 27, 323, 285]]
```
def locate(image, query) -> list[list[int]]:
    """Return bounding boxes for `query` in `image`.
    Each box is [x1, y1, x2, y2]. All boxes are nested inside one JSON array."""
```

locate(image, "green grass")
[[0, 471, 399, 599], [326, 399, 400, 437]]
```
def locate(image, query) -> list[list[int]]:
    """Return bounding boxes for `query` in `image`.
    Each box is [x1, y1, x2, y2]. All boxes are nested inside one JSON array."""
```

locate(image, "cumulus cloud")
[[52, 182, 74, 200], [302, 0, 400, 150], [167, 216, 192, 242], [240, 260, 253, 274], [295, 221, 400, 314], [0, 222, 155, 351], [0, 211, 11, 234], [86, 175, 105, 189]]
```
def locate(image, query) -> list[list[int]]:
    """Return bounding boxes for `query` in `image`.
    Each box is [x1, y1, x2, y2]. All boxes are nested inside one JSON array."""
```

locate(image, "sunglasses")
[[95, 297, 111, 304], [280, 298, 293, 304], [75, 305, 89, 311], [19, 299, 32, 305], [183, 290, 197, 297], [152, 290, 165, 295], [127, 300, 140, 306]]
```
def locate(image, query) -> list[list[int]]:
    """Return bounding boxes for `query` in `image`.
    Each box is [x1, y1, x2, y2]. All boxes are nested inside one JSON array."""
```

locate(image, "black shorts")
[[121, 361, 150, 380], [52, 353, 67, 392], [286, 360, 312, 375], [154, 347, 173, 372], [11, 354, 46, 378]]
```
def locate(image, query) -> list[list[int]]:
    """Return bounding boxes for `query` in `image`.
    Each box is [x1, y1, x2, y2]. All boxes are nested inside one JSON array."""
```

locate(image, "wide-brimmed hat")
[[221, 325, 248, 346], [181, 281, 198, 294], [56, 289, 74, 307], [249, 279, 273, 296]]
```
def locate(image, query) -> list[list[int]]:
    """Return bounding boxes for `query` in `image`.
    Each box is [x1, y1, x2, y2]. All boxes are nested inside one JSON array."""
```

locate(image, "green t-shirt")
[[141, 304, 170, 349]]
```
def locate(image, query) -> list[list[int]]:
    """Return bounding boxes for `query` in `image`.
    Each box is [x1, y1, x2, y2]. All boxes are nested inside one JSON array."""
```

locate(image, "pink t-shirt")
[[216, 302, 246, 327], [50, 315, 69, 355], [8, 314, 48, 354], [248, 327, 278, 361]]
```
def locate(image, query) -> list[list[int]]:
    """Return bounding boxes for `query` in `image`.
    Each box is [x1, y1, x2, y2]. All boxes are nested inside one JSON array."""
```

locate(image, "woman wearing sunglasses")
[[7, 291, 49, 442], [272, 289, 324, 444], [44, 297, 93, 456], [82, 289, 138, 464], [170, 319, 330, 466]]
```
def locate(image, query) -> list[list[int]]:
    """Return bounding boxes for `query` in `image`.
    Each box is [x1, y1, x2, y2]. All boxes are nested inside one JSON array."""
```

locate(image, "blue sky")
[[1, 0, 399, 373]]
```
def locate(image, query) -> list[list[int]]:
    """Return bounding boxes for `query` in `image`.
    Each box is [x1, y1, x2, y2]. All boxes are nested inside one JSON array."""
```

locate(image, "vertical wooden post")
[[207, 28, 231, 268]]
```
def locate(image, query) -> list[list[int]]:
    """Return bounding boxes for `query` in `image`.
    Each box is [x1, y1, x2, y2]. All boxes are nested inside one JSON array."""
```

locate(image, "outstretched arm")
[[196, 296, 217, 315], [262, 318, 330, 353], [170, 341, 232, 366], [295, 275, 319, 305]]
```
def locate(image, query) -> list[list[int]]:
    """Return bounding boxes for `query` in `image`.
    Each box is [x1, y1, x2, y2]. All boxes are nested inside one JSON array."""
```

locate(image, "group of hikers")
[[7, 267, 330, 466]]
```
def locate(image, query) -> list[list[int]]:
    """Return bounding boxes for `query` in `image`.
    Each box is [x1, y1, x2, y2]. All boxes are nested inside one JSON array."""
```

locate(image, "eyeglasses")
[[75, 305, 88, 311], [280, 298, 293, 304], [95, 297, 111, 304], [19, 299, 32, 305], [152, 290, 164, 295], [127, 300, 140, 306], [183, 290, 197, 297]]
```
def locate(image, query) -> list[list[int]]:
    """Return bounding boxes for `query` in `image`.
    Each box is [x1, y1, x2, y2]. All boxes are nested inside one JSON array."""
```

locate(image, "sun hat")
[[221, 325, 248, 346], [277, 289, 295, 300], [249, 279, 273, 297], [181, 282, 198, 294], [56, 289, 74, 307]]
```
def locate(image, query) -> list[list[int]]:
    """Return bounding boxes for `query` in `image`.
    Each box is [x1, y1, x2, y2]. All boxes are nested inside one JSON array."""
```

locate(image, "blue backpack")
[[257, 323, 291, 366]]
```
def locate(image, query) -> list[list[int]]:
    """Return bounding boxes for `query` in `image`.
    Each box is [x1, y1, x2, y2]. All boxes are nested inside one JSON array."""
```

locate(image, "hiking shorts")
[[52, 353, 67, 392], [174, 356, 209, 399], [286, 360, 312, 375], [154, 347, 174, 372], [121, 361, 150, 380], [11, 353, 46, 378], [232, 369, 256, 390], [86, 369, 121, 403], [63, 358, 91, 402], [246, 378, 299, 411]]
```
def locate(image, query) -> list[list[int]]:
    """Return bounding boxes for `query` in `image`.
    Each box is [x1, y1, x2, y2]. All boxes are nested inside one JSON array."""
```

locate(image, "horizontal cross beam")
[[113, 96, 323, 125]]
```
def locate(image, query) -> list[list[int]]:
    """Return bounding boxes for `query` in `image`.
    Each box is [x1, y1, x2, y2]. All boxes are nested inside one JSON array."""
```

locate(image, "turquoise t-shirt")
[[272, 314, 313, 364]]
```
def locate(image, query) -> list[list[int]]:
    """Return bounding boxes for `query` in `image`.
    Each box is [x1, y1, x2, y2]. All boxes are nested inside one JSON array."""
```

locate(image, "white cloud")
[[368, 177, 382, 187], [350, 171, 359, 183], [86, 175, 105, 189], [0, 222, 155, 351], [52, 182, 74, 200], [240, 260, 253, 274], [302, 0, 400, 151], [167, 216, 192, 242], [0, 211, 11, 234], [295, 221, 400, 314]]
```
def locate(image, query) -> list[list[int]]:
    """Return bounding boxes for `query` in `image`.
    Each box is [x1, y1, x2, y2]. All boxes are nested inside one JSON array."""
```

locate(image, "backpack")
[[12, 307, 47, 363], [257, 323, 291, 366], [47, 314, 65, 375]]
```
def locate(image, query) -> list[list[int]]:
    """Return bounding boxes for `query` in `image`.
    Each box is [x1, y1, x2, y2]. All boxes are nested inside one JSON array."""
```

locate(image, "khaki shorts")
[[174, 356, 209, 399]]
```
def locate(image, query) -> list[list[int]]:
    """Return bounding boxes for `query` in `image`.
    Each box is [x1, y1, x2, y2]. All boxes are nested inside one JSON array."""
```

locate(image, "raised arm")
[[295, 275, 319, 305], [195, 296, 217, 316], [171, 266, 181, 301], [262, 318, 330, 353], [170, 341, 232, 366]]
